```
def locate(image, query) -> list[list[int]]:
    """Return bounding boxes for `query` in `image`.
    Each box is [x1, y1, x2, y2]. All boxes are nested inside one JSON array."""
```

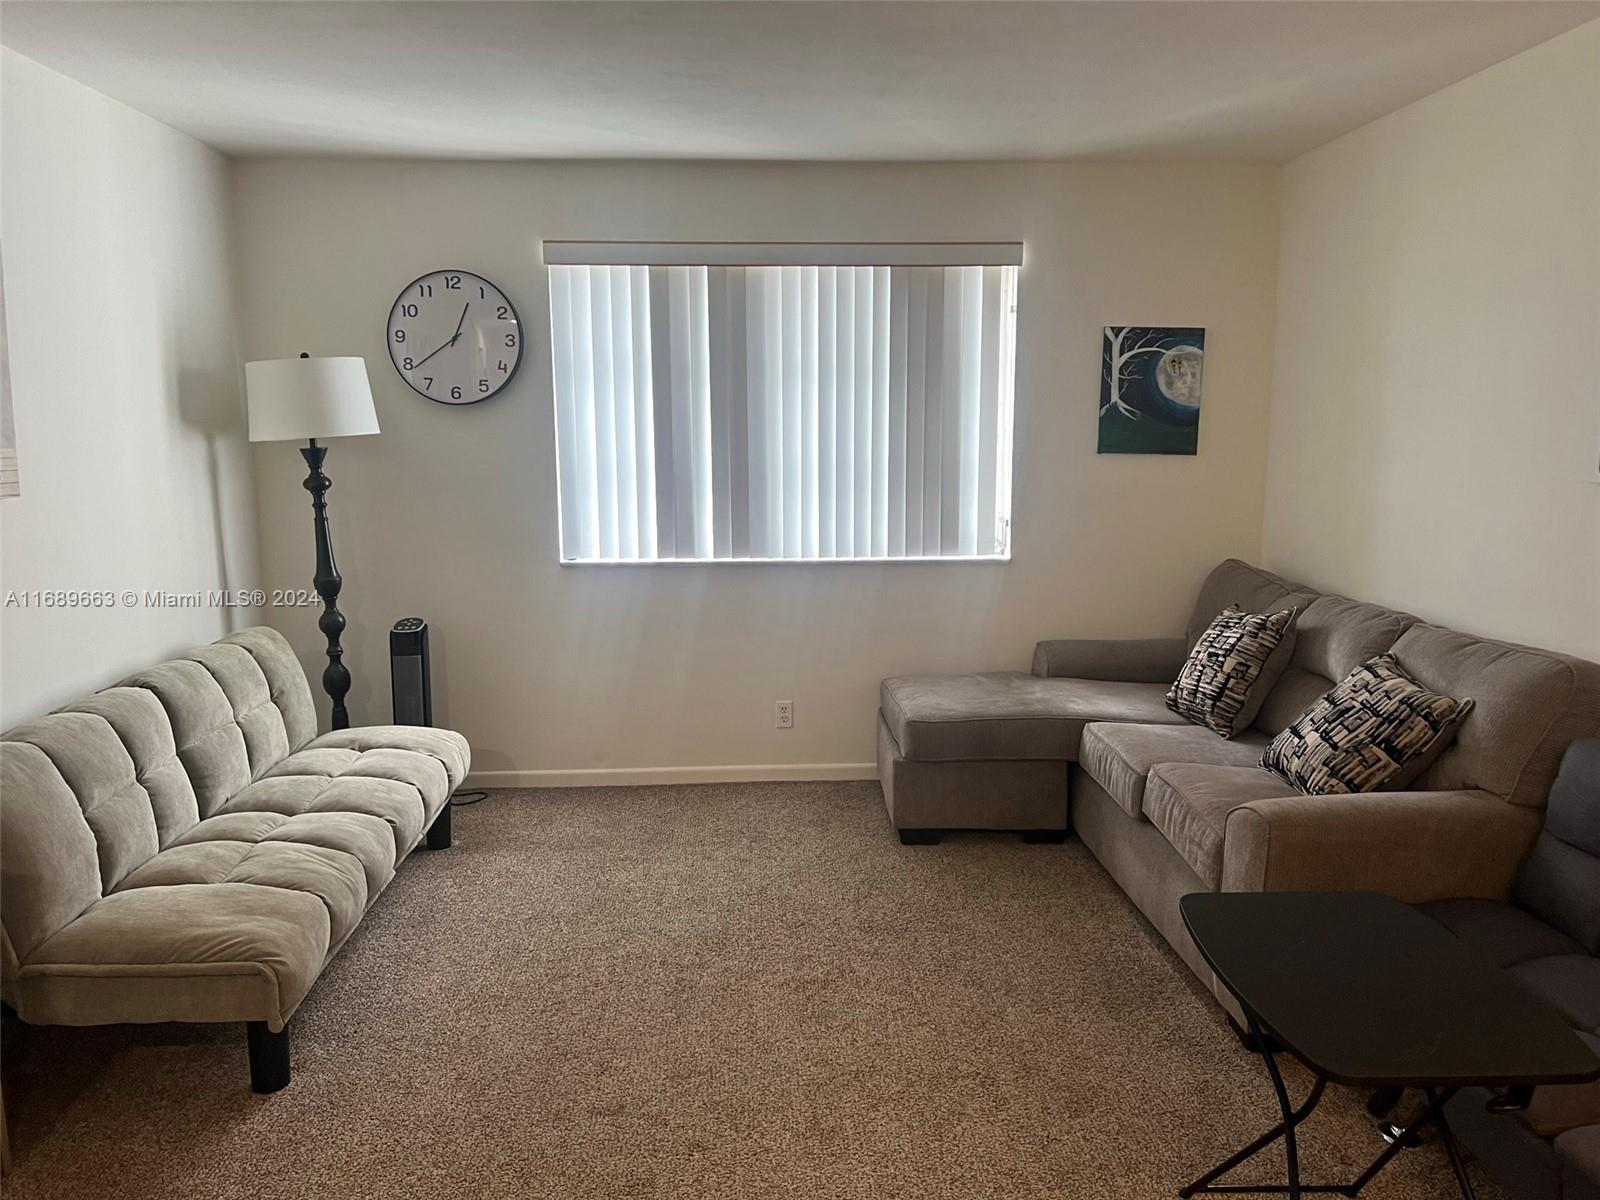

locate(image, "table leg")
[[1342, 1087, 1465, 1199], [1179, 1016, 1327, 1198], [1427, 1089, 1478, 1200]]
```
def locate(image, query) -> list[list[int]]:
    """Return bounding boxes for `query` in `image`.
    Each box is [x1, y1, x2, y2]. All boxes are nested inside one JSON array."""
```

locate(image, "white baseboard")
[[463, 762, 878, 789]]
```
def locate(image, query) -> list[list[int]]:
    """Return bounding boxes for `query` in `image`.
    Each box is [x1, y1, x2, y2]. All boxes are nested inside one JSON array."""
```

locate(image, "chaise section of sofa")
[[876, 560, 1314, 841], [0, 626, 470, 1092]]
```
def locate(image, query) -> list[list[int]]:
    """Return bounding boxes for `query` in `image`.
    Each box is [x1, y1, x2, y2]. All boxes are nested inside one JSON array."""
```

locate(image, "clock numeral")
[[417, 283, 432, 298], [496, 306, 510, 320], [393, 329, 406, 342], [400, 303, 418, 318], [478, 378, 489, 393], [423, 377, 433, 390], [497, 360, 509, 373], [479, 286, 487, 299], [444, 274, 462, 290], [403, 357, 414, 370], [505, 334, 516, 347], [450, 386, 462, 400]]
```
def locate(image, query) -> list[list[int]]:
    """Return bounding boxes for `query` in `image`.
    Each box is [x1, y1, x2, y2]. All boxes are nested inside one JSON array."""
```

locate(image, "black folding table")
[[1179, 891, 1600, 1199]]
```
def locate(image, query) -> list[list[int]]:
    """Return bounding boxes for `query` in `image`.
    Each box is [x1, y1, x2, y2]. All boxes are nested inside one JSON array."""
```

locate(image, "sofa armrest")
[[1221, 789, 1542, 902], [1031, 637, 1186, 683]]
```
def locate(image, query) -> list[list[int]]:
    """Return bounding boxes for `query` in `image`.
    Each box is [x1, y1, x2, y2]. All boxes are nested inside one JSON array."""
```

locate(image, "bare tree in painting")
[[1100, 326, 1172, 422]]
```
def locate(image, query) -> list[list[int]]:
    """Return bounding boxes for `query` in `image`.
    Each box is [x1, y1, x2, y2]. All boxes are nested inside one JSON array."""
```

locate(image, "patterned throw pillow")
[[1166, 606, 1300, 738], [1262, 654, 1474, 795]]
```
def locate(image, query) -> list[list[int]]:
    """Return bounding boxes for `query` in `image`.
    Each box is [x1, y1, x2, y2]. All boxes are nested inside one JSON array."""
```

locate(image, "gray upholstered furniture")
[[0, 626, 469, 1091], [1420, 739, 1600, 1200], [878, 560, 1600, 1003]]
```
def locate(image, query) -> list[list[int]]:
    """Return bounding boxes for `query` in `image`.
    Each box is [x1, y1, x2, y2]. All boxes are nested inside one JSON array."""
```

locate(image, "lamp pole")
[[300, 435, 350, 730]]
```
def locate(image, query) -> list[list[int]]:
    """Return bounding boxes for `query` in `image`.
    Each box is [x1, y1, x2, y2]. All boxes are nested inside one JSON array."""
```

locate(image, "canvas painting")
[[1098, 325, 1205, 455]]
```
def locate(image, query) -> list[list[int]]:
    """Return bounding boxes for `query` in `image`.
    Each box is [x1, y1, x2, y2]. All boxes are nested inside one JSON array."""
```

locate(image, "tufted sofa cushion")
[[218, 726, 468, 856]]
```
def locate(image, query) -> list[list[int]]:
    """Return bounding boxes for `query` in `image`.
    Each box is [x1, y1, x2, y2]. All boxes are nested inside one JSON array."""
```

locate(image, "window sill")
[[557, 553, 1012, 567]]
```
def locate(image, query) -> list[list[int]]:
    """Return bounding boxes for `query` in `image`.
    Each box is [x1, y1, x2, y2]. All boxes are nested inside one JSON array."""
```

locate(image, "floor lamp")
[[245, 354, 379, 730]]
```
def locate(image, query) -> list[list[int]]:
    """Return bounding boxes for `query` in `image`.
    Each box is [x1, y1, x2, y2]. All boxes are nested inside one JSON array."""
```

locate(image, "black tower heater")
[[390, 617, 431, 727]]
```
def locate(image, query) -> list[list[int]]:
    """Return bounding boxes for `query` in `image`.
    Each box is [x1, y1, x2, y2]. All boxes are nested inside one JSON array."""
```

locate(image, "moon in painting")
[[1156, 346, 1204, 408]]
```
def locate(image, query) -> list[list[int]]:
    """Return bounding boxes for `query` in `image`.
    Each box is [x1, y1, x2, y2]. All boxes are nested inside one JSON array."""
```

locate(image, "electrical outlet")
[[775, 700, 794, 729]]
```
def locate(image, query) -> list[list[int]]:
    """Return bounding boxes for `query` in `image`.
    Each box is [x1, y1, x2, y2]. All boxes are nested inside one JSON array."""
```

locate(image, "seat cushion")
[[170, 809, 397, 902], [305, 726, 471, 790], [1143, 764, 1300, 889], [17, 882, 329, 1030], [1418, 897, 1584, 969], [215, 725, 468, 857], [880, 672, 1184, 762], [1508, 955, 1600, 1034], [1079, 723, 1273, 819], [114, 840, 367, 947], [218, 774, 430, 859]]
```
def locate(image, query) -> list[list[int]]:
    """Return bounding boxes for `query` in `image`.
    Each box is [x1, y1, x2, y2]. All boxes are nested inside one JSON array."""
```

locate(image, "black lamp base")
[[300, 437, 351, 730]]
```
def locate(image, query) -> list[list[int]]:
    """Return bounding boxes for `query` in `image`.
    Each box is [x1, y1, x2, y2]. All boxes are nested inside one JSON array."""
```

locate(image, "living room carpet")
[[2, 782, 1509, 1200]]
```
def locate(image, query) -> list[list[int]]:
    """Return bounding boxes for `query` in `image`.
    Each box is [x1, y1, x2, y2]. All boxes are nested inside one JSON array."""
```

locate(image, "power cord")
[[450, 789, 488, 807]]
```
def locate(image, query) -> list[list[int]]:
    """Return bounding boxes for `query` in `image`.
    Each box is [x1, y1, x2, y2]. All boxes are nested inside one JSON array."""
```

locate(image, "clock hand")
[[411, 304, 471, 370], [410, 338, 453, 371]]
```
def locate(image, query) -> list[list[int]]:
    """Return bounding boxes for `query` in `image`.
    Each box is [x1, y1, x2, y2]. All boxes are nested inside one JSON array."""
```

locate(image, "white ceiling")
[[3, 1, 1596, 162]]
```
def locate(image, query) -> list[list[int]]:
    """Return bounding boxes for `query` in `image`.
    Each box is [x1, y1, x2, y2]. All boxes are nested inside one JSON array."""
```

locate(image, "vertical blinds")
[[547, 246, 1019, 562]]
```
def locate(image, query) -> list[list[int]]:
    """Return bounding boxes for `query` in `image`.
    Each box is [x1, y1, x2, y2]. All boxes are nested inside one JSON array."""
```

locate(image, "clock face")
[[387, 270, 523, 404]]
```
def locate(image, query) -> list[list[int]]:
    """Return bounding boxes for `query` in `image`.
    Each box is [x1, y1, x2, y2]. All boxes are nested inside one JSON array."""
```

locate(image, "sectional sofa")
[[879, 558, 1600, 1198], [0, 626, 469, 1092]]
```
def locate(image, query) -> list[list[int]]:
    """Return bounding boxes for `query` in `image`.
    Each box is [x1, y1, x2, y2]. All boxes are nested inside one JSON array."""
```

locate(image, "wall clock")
[[387, 270, 523, 404]]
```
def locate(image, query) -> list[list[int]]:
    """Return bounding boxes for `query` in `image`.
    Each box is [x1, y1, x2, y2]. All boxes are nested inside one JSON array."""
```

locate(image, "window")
[[545, 242, 1021, 562]]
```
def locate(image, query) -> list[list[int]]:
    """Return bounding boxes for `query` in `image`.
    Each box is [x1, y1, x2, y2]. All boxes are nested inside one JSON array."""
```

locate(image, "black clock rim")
[[387, 268, 526, 407]]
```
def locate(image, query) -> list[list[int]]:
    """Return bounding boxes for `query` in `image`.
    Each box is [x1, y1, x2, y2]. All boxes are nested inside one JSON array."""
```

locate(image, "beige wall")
[[0, 51, 258, 729], [1263, 22, 1600, 661], [232, 160, 1281, 780]]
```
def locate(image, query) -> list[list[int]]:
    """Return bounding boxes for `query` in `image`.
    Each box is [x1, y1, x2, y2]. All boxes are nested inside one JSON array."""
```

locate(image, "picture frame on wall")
[[1098, 325, 1205, 456]]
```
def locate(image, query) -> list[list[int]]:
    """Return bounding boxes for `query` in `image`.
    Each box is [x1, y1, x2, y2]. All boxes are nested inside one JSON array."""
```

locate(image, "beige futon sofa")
[[0, 626, 469, 1091], [879, 560, 1600, 997]]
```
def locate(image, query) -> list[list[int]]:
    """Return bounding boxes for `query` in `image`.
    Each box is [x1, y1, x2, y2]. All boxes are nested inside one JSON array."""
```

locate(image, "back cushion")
[[1185, 559, 1317, 650], [0, 741, 104, 968], [1255, 594, 1415, 734], [220, 627, 317, 752], [1514, 739, 1600, 952], [119, 659, 251, 817], [1397, 624, 1600, 808], [183, 643, 292, 776], [64, 688, 200, 847], [4, 713, 159, 891]]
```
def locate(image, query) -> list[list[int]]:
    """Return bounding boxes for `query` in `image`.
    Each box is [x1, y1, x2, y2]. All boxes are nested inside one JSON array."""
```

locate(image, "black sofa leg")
[[425, 801, 452, 850], [1021, 830, 1068, 844], [247, 1021, 291, 1093], [898, 829, 943, 845]]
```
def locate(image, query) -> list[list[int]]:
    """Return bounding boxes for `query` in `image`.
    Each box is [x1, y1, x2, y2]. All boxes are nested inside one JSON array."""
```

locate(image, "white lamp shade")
[[245, 356, 380, 443]]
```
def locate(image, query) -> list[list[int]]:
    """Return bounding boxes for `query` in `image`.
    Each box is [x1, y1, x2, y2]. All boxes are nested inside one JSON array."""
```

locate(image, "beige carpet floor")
[[3, 783, 1510, 1200]]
